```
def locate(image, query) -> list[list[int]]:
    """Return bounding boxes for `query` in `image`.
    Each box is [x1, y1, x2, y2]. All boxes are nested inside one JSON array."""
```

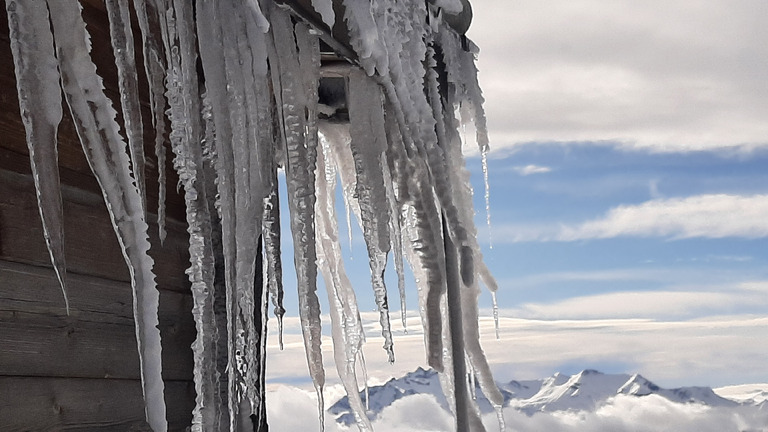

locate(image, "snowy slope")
[[516, 369, 738, 414], [328, 367, 452, 426], [714, 384, 768, 404], [329, 368, 748, 426]]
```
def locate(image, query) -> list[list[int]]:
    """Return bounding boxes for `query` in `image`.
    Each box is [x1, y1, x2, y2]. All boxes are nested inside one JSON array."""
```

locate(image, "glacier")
[[5, 0, 498, 430]]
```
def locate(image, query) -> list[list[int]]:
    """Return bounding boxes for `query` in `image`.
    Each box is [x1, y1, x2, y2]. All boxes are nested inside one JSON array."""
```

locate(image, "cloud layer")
[[267, 312, 768, 390], [266, 385, 768, 432], [496, 194, 768, 242], [511, 281, 768, 320], [467, 0, 768, 153]]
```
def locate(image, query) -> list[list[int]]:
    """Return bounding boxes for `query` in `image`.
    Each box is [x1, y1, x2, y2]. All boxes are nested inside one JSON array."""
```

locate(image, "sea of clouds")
[[266, 383, 768, 431]]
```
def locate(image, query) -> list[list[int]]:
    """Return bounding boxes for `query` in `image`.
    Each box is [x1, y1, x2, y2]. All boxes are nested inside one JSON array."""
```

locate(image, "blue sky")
[[473, 146, 768, 309], [266, 0, 768, 390]]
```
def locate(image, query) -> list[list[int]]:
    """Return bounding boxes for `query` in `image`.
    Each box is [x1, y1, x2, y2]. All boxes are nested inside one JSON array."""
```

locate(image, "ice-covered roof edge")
[[277, 0, 476, 65]]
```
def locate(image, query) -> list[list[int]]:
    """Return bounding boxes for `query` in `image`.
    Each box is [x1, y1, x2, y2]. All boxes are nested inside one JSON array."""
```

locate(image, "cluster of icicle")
[[5, 0, 501, 430]]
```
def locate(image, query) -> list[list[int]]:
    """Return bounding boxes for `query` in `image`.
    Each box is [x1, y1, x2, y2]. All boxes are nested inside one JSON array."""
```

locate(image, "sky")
[[265, 0, 768, 398]]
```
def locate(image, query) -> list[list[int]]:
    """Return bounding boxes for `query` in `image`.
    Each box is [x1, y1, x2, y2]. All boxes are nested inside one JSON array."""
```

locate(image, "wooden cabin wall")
[[0, 4, 196, 430]]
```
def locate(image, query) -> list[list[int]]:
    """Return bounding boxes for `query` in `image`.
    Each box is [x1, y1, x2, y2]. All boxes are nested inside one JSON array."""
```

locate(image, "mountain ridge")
[[329, 367, 753, 426]]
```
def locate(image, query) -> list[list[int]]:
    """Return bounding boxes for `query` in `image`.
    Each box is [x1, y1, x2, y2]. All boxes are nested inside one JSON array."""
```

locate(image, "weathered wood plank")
[[0, 318, 192, 382], [0, 2, 186, 223], [0, 377, 194, 431], [0, 168, 191, 293], [0, 260, 195, 381]]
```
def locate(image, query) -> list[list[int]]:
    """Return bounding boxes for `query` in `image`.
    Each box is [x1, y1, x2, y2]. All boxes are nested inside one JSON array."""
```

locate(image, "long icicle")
[[382, 156, 407, 330], [316, 126, 372, 431], [45, 0, 166, 429], [227, 0, 271, 420], [133, 0, 168, 243], [262, 3, 289, 352], [161, 0, 222, 429], [104, 0, 146, 212], [346, 69, 395, 362], [5, 0, 69, 314], [219, 0, 256, 424], [267, 4, 326, 428], [195, 0, 243, 428]]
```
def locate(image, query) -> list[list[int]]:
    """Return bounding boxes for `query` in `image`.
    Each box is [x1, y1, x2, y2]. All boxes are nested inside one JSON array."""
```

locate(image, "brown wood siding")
[[0, 3, 195, 430]]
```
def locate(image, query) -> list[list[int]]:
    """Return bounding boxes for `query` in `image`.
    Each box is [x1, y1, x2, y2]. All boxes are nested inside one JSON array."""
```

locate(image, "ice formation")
[[6, 0, 499, 430]]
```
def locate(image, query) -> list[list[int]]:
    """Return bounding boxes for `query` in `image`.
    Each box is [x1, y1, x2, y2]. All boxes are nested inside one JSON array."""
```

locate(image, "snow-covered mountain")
[[329, 367, 750, 426]]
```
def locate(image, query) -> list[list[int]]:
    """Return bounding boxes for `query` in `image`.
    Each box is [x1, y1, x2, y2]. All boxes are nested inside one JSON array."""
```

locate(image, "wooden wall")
[[0, 3, 196, 431]]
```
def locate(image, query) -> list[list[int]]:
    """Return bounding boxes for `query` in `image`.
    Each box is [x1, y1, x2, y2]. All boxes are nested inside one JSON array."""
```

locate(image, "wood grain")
[[0, 377, 194, 431], [0, 168, 192, 293], [0, 260, 195, 381]]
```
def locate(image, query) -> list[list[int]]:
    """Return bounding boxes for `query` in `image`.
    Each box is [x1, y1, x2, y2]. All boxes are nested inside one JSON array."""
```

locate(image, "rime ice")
[[6, 0, 500, 431]]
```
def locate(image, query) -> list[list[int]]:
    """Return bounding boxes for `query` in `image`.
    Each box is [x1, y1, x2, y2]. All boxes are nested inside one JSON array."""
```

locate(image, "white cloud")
[[514, 164, 552, 176], [510, 281, 768, 320], [466, 0, 768, 154], [496, 194, 768, 242]]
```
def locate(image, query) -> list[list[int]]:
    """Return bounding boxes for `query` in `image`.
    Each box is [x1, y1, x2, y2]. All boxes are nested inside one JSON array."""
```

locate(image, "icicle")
[[104, 0, 146, 213], [382, 99, 445, 371], [446, 28, 493, 248], [132, 0, 168, 243], [359, 350, 370, 412], [432, 26, 506, 430], [260, 13, 287, 351], [467, 356, 476, 400], [382, 159, 407, 330], [263, 187, 285, 349], [227, 0, 274, 419], [5, 0, 69, 314], [267, 5, 325, 427], [443, 217, 486, 432], [492, 291, 500, 340], [482, 148, 492, 248], [346, 69, 395, 363], [437, 269, 456, 414], [317, 121, 357, 259], [458, 275, 503, 428], [311, 0, 335, 29], [196, 0, 245, 427], [315, 128, 372, 431], [197, 0, 274, 425], [159, 0, 225, 429], [400, 172, 447, 372], [329, 134, 358, 255], [156, 134, 168, 243], [200, 89, 232, 431], [344, 190, 354, 254], [45, 0, 166, 429]]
